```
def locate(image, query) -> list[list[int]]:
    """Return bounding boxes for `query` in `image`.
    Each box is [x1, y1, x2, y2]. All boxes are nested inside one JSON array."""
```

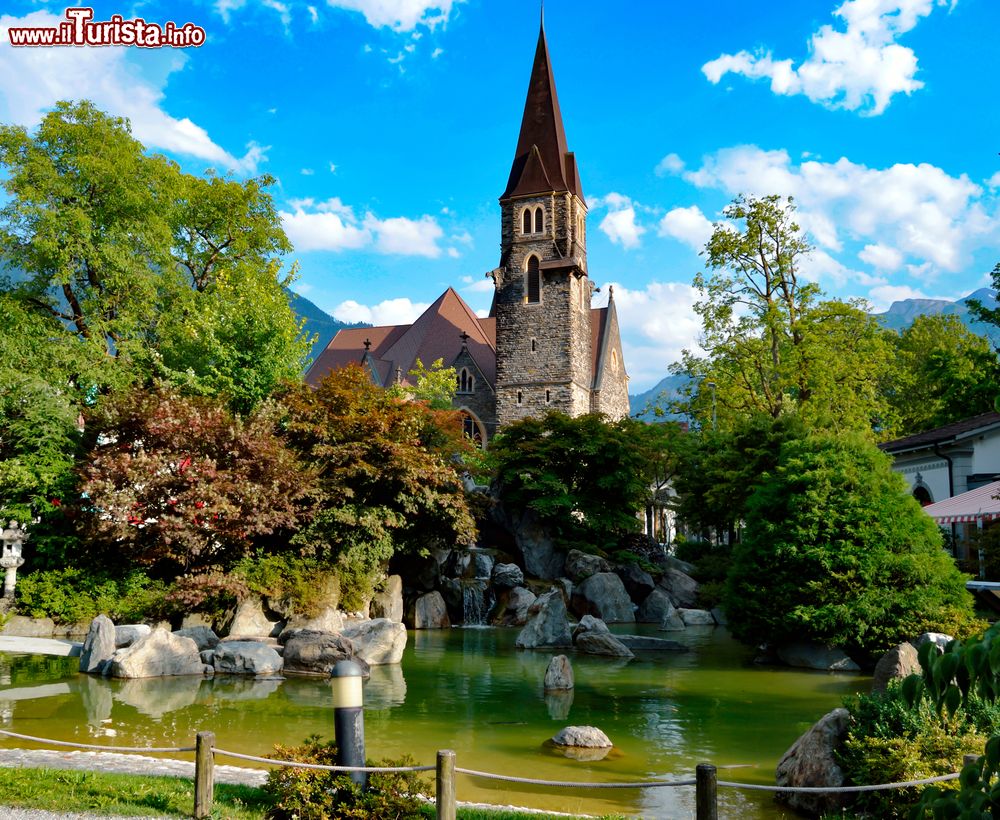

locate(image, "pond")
[[0, 626, 869, 818]]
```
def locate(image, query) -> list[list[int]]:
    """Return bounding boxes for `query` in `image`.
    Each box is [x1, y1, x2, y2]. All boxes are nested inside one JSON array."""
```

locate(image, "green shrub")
[[233, 554, 340, 616], [15, 568, 167, 624], [264, 735, 427, 819]]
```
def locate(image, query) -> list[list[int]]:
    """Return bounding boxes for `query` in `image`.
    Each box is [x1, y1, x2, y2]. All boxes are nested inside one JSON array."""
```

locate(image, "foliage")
[[725, 433, 976, 661], [15, 568, 167, 624], [387, 357, 458, 410], [959, 523, 1000, 581], [79, 385, 316, 576], [490, 412, 656, 553], [670, 194, 894, 435], [884, 314, 1000, 437], [966, 262, 1000, 333], [233, 553, 340, 617], [280, 365, 476, 610], [264, 736, 427, 820], [160, 571, 247, 623]]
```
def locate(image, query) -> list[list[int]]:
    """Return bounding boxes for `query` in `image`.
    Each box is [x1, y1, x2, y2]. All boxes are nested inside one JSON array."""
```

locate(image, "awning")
[[923, 480, 1000, 524]]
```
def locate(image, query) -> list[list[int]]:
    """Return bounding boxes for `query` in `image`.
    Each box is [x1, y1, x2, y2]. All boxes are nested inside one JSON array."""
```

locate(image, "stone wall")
[[594, 303, 630, 420], [451, 346, 498, 443]]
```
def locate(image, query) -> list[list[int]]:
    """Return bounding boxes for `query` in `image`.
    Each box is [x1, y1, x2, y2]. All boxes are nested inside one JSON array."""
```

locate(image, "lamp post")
[[330, 659, 367, 788], [706, 381, 717, 431], [0, 521, 27, 601]]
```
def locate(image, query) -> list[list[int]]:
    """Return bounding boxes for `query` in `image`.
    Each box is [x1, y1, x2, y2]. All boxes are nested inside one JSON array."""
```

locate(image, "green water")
[[0, 626, 868, 818]]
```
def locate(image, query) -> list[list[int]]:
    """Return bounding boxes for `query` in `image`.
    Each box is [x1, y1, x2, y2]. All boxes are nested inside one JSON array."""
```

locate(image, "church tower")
[[492, 19, 592, 427]]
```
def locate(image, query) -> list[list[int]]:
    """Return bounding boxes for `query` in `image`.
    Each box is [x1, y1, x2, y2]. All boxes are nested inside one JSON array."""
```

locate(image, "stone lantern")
[[0, 520, 27, 600]]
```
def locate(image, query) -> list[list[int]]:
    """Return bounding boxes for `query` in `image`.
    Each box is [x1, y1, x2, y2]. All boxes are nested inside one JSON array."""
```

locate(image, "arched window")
[[461, 411, 485, 447], [525, 255, 540, 303], [522, 209, 532, 234], [913, 485, 933, 506], [516, 390, 523, 405], [457, 367, 474, 394], [611, 349, 619, 368], [545, 389, 551, 404], [530, 338, 537, 352], [534, 207, 544, 233]]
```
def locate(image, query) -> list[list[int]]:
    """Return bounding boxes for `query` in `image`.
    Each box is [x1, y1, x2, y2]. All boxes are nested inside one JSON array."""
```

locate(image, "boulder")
[[573, 613, 610, 636], [872, 643, 921, 693], [411, 591, 451, 629], [179, 613, 215, 631], [775, 707, 851, 816], [229, 597, 283, 639], [636, 588, 675, 624], [109, 628, 204, 678], [678, 608, 716, 626], [711, 607, 728, 627], [490, 586, 536, 627], [173, 626, 220, 652], [570, 573, 635, 623], [776, 642, 860, 672], [491, 563, 524, 590], [660, 554, 696, 574], [564, 549, 611, 583], [616, 635, 687, 652], [114, 624, 151, 648], [438, 578, 464, 623], [342, 619, 407, 665], [552, 726, 612, 748], [658, 569, 699, 609], [80, 615, 116, 674], [213, 641, 283, 676], [370, 575, 404, 623], [915, 632, 953, 652], [615, 564, 655, 603], [471, 550, 494, 580], [544, 655, 574, 691], [2, 616, 55, 638], [575, 631, 634, 659], [509, 509, 565, 580], [515, 589, 573, 649], [283, 630, 362, 676], [280, 608, 345, 638], [200, 650, 216, 665]]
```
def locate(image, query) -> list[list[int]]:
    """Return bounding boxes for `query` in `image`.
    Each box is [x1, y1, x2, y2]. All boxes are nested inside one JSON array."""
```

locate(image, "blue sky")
[[2, 0, 999, 389]]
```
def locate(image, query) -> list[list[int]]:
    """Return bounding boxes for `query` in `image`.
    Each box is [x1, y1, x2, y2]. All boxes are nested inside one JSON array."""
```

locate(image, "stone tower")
[[492, 19, 592, 427]]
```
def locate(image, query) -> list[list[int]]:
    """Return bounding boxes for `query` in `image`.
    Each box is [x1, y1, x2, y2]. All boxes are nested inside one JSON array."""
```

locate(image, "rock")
[[509, 509, 565, 580], [213, 641, 283, 676], [114, 624, 151, 648], [636, 588, 674, 624], [109, 628, 204, 678], [872, 643, 921, 693], [200, 650, 216, 665], [615, 564, 655, 603], [491, 563, 524, 590], [571, 614, 610, 640], [915, 632, 953, 652], [370, 575, 404, 623], [776, 642, 860, 672], [659, 554, 696, 575], [775, 708, 851, 816], [515, 589, 573, 649], [2, 616, 55, 638], [658, 569, 699, 608], [575, 631, 634, 658], [552, 725, 612, 748], [79, 615, 116, 674], [281, 608, 346, 638], [52, 622, 90, 640], [411, 591, 451, 629], [545, 690, 574, 721], [678, 608, 716, 626], [414, 556, 440, 592], [570, 572, 635, 623], [341, 619, 407, 665], [544, 655, 574, 690], [438, 578, 464, 623], [491, 586, 536, 627], [179, 613, 214, 630], [564, 549, 611, 583], [711, 607, 728, 626], [616, 635, 687, 652], [471, 551, 494, 580], [172, 626, 220, 652], [228, 597, 283, 639], [283, 630, 365, 677], [555, 577, 573, 601]]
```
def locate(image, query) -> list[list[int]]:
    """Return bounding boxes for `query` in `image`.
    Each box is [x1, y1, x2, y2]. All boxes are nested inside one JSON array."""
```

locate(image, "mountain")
[[284, 288, 369, 365], [629, 373, 689, 422]]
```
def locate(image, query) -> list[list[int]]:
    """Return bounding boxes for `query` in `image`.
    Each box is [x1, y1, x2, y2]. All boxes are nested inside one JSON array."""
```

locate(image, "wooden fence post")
[[436, 749, 456, 820], [194, 731, 215, 819], [696, 763, 718, 820]]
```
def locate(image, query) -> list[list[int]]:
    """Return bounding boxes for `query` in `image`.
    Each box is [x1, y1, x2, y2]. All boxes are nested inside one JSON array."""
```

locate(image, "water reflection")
[[543, 689, 573, 721], [115, 676, 206, 719]]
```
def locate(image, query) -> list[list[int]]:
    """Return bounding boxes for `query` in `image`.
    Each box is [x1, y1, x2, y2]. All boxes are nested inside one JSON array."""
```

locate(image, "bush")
[[233, 554, 339, 616], [724, 433, 976, 662], [16, 568, 168, 624], [264, 736, 427, 819]]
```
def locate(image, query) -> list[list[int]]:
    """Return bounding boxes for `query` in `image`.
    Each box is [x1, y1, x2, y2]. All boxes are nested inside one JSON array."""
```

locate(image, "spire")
[[501, 20, 582, 200]]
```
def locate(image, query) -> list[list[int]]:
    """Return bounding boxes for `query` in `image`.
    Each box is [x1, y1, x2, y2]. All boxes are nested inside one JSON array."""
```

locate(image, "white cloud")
[[658, 205, 713, 251], [655, 153, 685, 176], [329, 162, 338, 173], [460, 275, 494, 294], [333, 297, 430, 325], [683, 144, 994, 278], [325, 0, 456, 32], [592, 193, 646, 249], [431, 47, 444, 59], [447, 247, 460, 258], [859, 242, 904, 271], [281, 210, 371, 252], [867, 284, 931, 311], [987, 171, 1000, 189], [307, 5, 319, 22], [364, 214, 444, 257], [301, 168, 315, 176], [702, 0, 955, 115], [0, 11, 259, 173]]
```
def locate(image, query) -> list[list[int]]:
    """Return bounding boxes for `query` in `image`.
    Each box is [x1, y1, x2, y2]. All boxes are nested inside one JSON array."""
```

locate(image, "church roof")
[[501, 21, 583, 201]]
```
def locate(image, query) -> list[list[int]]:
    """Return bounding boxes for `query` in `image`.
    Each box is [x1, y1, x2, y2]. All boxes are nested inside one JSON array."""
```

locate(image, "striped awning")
[[923, 480, 1000, 524]]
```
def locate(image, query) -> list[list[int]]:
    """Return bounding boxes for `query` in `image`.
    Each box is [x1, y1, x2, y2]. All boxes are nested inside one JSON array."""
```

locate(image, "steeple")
[[501, 20, 582, 201]]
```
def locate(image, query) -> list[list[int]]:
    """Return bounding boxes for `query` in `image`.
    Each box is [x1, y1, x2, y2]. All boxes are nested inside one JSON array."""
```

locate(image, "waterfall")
[[461, 580, 495, 626]]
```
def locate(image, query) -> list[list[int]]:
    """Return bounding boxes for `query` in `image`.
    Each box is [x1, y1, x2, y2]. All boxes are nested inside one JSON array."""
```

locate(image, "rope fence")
[[0, 726, 974, 820]]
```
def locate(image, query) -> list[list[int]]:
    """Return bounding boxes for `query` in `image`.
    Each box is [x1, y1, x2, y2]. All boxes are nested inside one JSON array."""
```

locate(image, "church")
[[306, 20, 630, 445]]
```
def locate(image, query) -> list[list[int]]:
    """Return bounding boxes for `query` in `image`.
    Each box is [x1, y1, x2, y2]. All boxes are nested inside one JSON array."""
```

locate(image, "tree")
[[386, 358, 457, 410], [725, 433, 975, 662], [279, 364, 476, 608], [490, 412, 655, 553], [672, 194, 894, 435], [79, 385, 316, 575]]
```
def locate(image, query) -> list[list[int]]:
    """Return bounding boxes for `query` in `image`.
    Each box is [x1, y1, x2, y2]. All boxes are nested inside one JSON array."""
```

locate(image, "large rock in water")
[[678, 608, 716, 626], [491, 586, 536, 627], [872, 642, 921, 693], [80, 615, 116, 674], [491, 563, 524, 590], [213, 641, 283, 675], [615, 564, 655, 603], [564, 550, 612, 583], [229, 596, 283, 638], [411, 591, 451, 629], [775, 708, 851, 816], [341, 619, 406, 665], [508, 509, 565, 580], [658, 569, 699, 608], [109, 628, 204, 678], [575, 631, 634, 659], [282, 630, 365, 677], [114, 624, 151, 648], [544, 655, 574, 691], [636, 589, 685, 630], [570, 573, 635, 623], [173, 626, 219, 651], [777, 642, 860, 672], [515, 589, 573, 648], [370, 575, 404, 623], [552, 726, 612, 748]]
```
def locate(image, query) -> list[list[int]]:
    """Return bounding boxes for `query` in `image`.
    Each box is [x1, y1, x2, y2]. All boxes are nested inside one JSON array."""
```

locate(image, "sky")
[[2, 0, 1000, 391]]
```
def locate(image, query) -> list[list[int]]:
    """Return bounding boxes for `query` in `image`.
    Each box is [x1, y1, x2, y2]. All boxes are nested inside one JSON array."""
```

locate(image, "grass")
[[0, 766, 616, 819]]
